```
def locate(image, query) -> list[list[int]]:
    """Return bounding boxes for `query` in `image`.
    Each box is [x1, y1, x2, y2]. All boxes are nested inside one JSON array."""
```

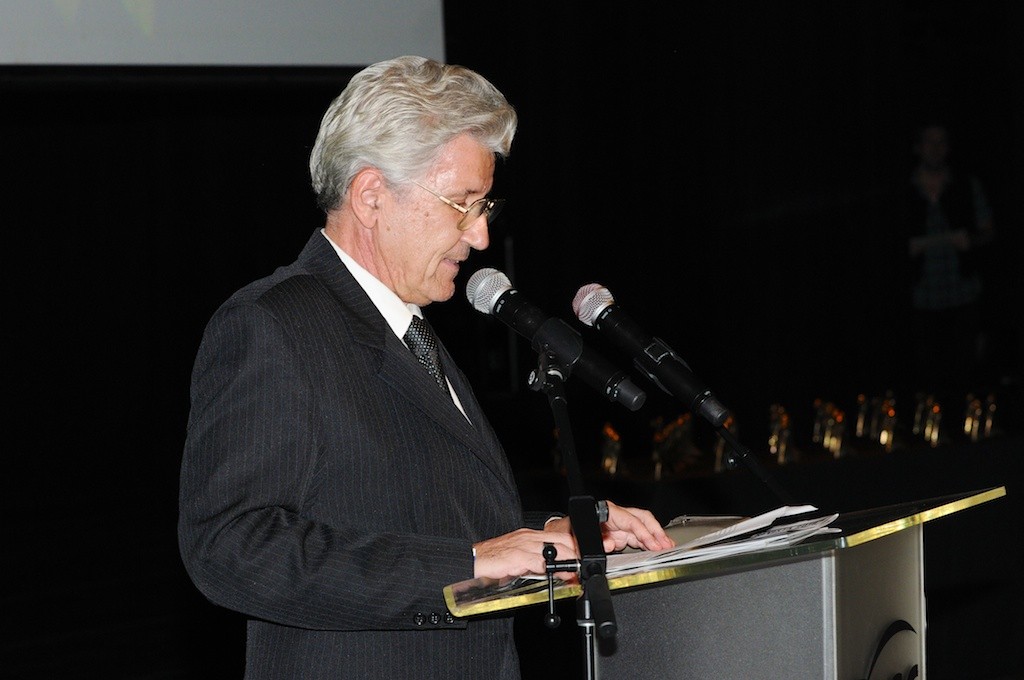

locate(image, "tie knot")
[[405, 315, 437, 356], [404, 316, 447, 392]]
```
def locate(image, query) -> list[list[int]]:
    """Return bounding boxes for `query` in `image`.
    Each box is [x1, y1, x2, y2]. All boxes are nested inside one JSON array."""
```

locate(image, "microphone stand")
[[630, 338, 794, 508], [715, 423, 794, 506], [529, 350, 617, 680]]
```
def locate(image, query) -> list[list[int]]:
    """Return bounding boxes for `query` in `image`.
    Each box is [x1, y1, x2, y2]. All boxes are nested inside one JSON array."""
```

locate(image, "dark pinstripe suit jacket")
[[179, 230, 528, 679]]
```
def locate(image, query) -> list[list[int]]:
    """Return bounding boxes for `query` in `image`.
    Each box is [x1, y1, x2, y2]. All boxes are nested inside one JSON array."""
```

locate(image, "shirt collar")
[[320, 229, 422, 338]]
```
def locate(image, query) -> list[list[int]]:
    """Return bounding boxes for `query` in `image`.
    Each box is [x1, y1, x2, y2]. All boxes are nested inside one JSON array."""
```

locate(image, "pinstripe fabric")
[[179, 230, 526, 679]]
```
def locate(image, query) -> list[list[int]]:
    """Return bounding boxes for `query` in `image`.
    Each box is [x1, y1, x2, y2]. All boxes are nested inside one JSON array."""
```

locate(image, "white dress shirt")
[[321, 229, 469, 420]]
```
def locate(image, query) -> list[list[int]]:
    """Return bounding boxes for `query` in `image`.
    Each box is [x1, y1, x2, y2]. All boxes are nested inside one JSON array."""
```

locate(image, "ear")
[[349, 167, 385, 227]]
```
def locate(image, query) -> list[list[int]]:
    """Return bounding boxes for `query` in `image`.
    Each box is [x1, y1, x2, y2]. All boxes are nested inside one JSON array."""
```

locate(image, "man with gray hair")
[[178, 55, 672, 679]]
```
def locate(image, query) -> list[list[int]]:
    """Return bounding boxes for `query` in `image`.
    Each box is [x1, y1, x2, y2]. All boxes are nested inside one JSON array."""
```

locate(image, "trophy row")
[[591, 391, 1001, 480]]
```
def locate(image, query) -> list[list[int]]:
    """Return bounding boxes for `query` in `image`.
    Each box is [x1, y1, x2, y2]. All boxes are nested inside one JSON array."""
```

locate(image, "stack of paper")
[[606, 505, 840, 577]]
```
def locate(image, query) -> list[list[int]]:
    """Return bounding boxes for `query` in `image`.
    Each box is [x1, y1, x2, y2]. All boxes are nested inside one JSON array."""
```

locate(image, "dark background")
[[3, 1, 1023, 678]]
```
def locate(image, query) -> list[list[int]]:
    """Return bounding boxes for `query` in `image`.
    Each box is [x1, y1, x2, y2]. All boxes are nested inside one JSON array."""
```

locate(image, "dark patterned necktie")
[[404, 315, 448, 393]]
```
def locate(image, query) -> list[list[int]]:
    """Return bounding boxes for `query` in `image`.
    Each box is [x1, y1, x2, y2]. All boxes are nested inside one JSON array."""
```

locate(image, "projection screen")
[[0, 0, 445, 66]]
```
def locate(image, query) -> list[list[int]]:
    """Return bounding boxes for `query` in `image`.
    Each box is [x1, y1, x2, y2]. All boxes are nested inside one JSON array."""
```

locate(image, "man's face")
[[917, 125, 949, 170], [376, 134, 495, 306]]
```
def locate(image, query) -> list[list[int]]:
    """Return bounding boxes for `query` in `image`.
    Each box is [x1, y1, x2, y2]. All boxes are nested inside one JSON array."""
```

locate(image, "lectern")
[[445, 486, 1006, 680]]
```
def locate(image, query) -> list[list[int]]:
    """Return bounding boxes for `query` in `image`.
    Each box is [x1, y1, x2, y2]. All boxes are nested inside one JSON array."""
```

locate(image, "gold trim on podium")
[[840, 485, 1005, 547], [444, 486, 1006, 618]]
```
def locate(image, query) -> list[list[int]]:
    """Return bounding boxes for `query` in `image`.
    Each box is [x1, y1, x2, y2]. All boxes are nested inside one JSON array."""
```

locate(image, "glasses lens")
[[459, 198, 504, 230]]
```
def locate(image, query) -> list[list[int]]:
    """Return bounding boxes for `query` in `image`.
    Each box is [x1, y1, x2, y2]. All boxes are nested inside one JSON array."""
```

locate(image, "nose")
[[461, 214, 490, 251]]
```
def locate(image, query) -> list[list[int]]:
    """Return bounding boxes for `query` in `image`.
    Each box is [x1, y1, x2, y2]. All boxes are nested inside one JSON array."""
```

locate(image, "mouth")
[[443, 254, 467, 271]]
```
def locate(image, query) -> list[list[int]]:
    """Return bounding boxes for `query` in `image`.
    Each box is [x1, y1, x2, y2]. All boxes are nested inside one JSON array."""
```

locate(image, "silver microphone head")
[[466, 268, 513, 315], [572, 283, 615, 327]]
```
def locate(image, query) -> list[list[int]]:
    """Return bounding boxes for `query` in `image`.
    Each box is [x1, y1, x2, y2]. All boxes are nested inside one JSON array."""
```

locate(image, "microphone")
[[573, 284, 729, 427], [466, 269, 646, 411]]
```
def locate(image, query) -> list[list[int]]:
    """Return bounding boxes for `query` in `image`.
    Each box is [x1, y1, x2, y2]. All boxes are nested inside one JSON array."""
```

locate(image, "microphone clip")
[[638, 337, 730, 428], [527, 351, 567, 397], [636, 336, 687, 391]]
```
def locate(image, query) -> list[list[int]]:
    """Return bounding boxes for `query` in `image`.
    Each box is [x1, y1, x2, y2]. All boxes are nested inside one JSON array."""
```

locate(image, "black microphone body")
[[468, 270, 646, 411], [574, 285, 729, 427]]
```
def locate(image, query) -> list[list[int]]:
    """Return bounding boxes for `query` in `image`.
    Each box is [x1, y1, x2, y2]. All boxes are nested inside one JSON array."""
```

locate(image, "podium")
[[445, 486, 1006, 679]]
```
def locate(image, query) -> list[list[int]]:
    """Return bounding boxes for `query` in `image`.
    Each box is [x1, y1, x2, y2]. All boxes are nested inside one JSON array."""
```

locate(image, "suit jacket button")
[[444, 612, 456, 625], [429, 612, 441, 625], [413, 613, 426, 626]]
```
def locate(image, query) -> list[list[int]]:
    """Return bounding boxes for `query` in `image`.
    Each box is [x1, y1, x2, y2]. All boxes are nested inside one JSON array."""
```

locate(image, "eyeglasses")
[[413, 182, 504, 231]]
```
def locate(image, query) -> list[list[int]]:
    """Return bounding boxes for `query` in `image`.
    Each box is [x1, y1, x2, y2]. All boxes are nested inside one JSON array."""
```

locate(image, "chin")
[[427, 278, 457, 304], [431, 289, 456, 304]]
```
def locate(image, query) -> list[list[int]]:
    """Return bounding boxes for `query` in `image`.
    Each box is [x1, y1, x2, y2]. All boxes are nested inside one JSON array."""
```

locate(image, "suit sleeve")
[[178, 300, 474, 631]]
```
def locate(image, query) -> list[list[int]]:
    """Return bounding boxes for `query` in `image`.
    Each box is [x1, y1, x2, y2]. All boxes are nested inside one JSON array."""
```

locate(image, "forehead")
[[426, 134, 496, 188]]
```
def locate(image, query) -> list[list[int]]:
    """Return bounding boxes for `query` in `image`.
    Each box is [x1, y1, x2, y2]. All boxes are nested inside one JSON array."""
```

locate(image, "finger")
[[605, 503, 674, 550], [474, 530, 578, 580], [519, 532, 578, 573], [539, 534, 579, 562]]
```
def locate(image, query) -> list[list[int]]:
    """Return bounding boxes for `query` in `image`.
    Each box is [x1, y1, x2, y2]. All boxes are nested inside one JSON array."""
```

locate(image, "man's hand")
[[543, 501, 675, 554], [473, 528, 577, 580]]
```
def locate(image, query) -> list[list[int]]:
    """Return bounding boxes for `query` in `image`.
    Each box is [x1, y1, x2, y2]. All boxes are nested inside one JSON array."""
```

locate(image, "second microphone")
[[573, 283, 730, 427]]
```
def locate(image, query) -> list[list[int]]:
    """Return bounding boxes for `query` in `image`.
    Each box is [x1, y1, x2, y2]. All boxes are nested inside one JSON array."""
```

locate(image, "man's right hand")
[[472, 528, 577, 580]]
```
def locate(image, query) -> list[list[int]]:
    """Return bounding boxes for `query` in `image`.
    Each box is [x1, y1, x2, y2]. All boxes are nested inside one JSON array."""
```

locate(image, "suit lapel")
[[297, 231, 516, 494], [376, 326, 517, 494]]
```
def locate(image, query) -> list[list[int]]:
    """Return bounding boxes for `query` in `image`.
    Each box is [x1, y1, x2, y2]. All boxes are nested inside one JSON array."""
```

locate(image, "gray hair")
[[309, 55, 517, 212]]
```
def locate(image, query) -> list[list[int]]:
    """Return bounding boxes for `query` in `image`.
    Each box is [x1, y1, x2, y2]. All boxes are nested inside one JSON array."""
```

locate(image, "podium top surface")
[[444, 485, 1006, 618]]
